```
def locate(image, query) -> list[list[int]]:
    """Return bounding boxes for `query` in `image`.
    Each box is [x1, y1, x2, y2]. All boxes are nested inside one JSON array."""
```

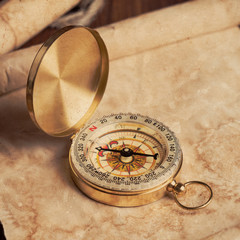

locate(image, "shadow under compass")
[[0, 88, 78, 191]]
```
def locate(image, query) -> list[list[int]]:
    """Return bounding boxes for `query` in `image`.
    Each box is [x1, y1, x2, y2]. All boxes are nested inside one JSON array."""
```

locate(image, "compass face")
[[70, 114, 182, 191]]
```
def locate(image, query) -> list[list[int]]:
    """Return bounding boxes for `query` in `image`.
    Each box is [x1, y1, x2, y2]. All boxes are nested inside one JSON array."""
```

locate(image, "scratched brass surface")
[[26, 26, 109, 137]]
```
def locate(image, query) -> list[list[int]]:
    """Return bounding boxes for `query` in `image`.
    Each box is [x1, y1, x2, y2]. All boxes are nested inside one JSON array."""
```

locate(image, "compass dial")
[[91, 130, 164, 176], [70, 113, 182, 194]]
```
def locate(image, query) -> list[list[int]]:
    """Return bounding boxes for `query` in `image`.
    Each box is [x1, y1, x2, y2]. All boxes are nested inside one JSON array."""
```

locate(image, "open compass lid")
[[26, 26, 109, 137]]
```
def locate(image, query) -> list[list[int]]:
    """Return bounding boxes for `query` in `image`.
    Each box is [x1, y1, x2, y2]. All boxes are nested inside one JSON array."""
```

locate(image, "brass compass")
[[26, 26, 212, 209]]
